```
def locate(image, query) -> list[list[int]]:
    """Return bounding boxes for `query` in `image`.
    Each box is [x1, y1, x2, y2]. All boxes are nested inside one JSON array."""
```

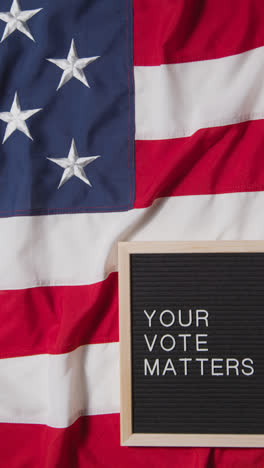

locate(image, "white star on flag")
[[0, 0, 42, 43], [0, 92, 42, 143], [47, 139, 101, 189], [47, 39, 100, 90]]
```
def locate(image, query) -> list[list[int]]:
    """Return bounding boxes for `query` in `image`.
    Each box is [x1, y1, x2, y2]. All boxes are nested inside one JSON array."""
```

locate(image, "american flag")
[[0, 0, 264, 466]]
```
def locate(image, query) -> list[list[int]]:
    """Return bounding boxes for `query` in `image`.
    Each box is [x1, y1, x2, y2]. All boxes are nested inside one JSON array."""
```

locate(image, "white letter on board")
[[196, 334, 208, 351], [211, 358, 224, 376], [144, 334, 157, 352], [178, 334, 191, 351], [160, 310, 175, 327], [162, 358, 177, 376], [144, 358, 160, 376], [144, 310, 156, 328], [226, 358, 239, 376], [196, 309, 209, 327], [178, 309, 192, 327], [160, 334, 176, 352], [196, 358, 208, 376], [242, 358, 254, 376], [179, 358, 192, 376]]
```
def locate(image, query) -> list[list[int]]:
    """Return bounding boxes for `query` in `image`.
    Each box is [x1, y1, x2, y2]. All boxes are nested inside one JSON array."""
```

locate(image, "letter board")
[[118, 241, 264, 447]]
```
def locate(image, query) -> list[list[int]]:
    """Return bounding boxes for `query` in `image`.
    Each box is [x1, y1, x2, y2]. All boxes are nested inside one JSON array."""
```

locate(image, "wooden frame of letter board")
[[118, 240, 264, 447]]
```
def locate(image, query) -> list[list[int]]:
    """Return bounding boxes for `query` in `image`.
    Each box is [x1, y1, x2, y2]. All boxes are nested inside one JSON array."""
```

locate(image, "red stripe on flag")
[[0, 272, 118, 359], [134, 0, 264, 66], [0, 414, 263, 467], [134, 120, 264, 208]]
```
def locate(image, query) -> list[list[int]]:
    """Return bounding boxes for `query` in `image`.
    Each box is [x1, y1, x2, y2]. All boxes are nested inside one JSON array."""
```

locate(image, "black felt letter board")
[[130, 252, 264, 435]]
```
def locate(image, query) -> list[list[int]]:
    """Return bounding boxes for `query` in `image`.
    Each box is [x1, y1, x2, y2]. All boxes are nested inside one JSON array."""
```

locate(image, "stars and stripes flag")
[[0, 0, 264, 466]]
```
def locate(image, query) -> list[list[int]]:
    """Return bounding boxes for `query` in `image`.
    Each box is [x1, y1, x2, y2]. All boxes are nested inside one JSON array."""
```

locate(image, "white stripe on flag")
[[135, 46, 264, 140], [0, 342, 120, 428], [0, 191, 264, 290]]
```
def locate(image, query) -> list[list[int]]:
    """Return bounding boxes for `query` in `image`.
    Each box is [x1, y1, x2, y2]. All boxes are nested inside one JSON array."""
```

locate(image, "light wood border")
[[118, 241, 264, 447]]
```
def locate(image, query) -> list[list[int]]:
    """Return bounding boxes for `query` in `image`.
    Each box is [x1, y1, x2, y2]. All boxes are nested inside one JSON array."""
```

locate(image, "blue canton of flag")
[[0, 0, 134, 217]]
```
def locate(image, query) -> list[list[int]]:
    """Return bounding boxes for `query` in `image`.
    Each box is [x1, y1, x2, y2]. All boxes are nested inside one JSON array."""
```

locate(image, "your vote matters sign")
[[142, 307, 254, 379], [118, 241, 264, 447]]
